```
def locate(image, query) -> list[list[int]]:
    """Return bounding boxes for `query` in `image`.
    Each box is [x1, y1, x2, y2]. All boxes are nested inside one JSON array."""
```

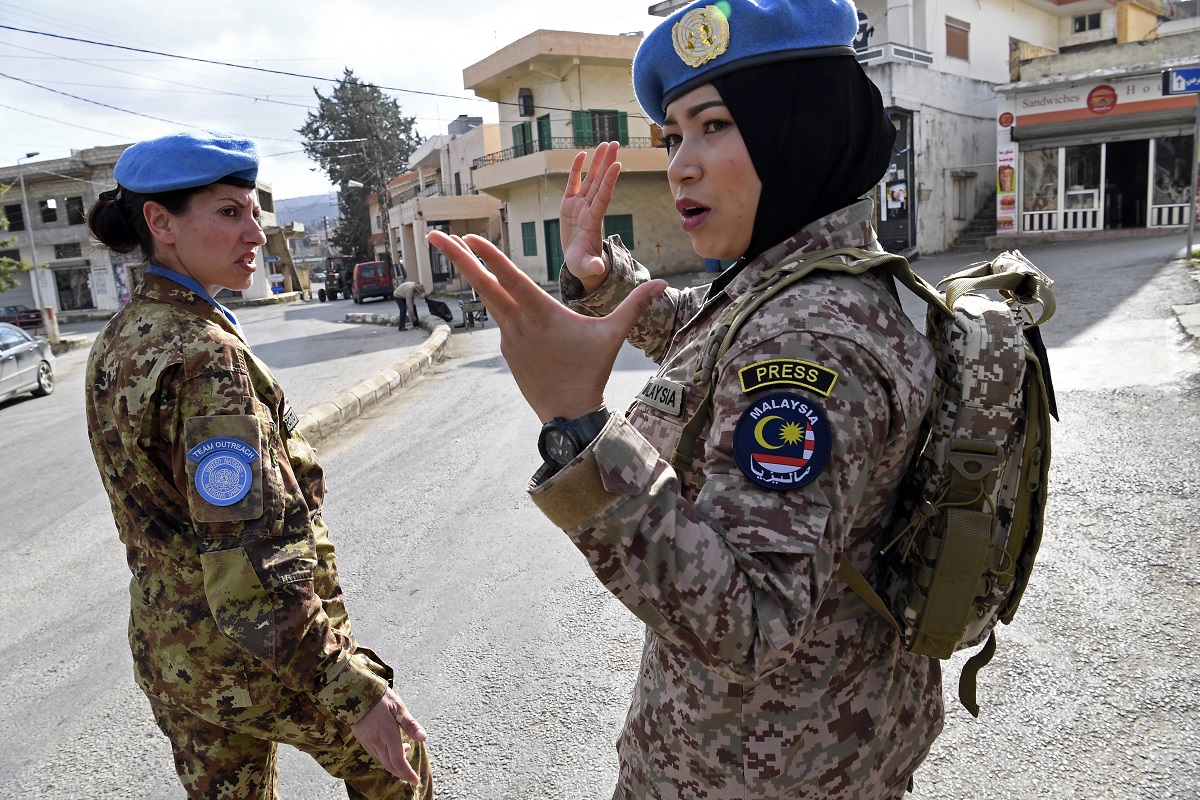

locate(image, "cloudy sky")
[[1, 0, 666, 200]]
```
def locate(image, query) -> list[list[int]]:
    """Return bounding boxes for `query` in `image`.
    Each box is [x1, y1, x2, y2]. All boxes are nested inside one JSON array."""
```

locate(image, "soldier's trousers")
[[149, 692, 433, 800]]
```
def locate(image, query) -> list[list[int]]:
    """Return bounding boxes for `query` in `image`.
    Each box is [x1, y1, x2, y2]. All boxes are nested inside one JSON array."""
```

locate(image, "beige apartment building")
[[462, 29, 697, 284]]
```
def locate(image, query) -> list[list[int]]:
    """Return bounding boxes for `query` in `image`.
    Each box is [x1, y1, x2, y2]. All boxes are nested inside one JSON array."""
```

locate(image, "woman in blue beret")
[[84, 130, 432, 800], [429, 0, 943, 797]]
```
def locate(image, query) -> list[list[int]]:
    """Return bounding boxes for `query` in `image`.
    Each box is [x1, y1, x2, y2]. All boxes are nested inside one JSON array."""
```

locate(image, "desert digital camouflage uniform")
[[85, 271, 431, 800], [531, 200, 943, 800]]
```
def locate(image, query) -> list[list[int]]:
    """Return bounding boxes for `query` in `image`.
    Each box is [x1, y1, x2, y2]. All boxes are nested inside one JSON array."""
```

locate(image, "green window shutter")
[[544, 219, 563, 281], [603, 213, 634, 250], [513, 122, 533, 156], [521, 222, 537, 257], [617, 112, 629, 146], [572, 111, 593, 147]]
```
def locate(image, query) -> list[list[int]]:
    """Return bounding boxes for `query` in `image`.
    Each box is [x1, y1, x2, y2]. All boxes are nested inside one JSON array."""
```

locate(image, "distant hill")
[[273, 193, 340, 230]]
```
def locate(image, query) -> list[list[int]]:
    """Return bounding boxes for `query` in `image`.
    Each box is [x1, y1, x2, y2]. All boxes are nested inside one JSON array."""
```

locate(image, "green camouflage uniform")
[[534, 200, 943, 799], [85, 272, 431, 799]]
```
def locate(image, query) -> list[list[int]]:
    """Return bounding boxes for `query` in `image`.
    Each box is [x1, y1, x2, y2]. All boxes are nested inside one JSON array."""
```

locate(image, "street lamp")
[[16, 151, 44, 320]]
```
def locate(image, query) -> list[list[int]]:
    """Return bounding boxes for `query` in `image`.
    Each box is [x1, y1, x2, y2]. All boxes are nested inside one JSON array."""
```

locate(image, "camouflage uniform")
[[85, 272, 431, 799], [532, 200, 943, 799]]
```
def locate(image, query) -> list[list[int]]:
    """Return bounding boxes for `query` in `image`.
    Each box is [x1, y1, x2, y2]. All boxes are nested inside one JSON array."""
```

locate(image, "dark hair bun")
[[87, 192, 140, 253]]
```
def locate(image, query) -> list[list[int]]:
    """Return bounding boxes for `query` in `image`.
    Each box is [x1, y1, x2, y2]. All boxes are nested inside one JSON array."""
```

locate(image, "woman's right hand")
[[560, 141, 621, 294]]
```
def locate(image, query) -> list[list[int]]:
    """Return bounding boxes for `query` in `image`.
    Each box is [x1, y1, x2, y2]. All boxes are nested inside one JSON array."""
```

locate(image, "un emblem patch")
[[186, 436, 260, 506], [733, 391, 832, 492]]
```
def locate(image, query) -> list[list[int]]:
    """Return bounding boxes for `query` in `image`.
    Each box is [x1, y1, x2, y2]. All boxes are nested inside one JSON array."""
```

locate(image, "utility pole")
[[16, 152, 53, 341]]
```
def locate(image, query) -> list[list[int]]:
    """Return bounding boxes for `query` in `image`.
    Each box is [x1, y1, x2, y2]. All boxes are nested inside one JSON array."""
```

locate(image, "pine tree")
[[298, 69, 422, 263]]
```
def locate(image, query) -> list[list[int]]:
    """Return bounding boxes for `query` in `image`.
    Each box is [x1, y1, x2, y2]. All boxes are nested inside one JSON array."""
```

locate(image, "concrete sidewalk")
[[295, 312, 452, 445]]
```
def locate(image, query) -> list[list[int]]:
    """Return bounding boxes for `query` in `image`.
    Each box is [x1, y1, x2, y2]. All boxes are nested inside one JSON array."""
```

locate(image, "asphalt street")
[[1, 232, 1197, 798]]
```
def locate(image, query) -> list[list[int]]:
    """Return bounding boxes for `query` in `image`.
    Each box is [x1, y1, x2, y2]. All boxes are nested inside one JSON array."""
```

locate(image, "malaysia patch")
[[637, 375, 686, 416], [186, 437, 260, 506], [733, 391, 832, 492], [739, 358, 839, 396]]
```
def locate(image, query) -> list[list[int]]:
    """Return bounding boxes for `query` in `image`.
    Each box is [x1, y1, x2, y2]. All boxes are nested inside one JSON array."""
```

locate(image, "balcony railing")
[[473, 137, 659, 170], [395, 182, 480, 203]]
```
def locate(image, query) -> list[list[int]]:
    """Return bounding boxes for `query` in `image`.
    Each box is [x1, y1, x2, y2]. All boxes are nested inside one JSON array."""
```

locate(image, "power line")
[[0, 101, 127, 139], [0, 24, 486, 106]]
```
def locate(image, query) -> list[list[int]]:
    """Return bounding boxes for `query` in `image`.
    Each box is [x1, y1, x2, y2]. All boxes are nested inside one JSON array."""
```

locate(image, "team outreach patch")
[[733, 391, 832, 492], [186, 437, 259, 506], [739, 358, 839, 397]]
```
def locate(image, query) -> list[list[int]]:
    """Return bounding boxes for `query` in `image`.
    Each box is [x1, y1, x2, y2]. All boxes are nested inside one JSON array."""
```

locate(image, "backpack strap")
[[939, 250, 1056, 326]]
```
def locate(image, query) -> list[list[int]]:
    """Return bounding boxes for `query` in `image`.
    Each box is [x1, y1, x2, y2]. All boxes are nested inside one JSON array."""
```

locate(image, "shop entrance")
[[1104, 140, 1149, 229]]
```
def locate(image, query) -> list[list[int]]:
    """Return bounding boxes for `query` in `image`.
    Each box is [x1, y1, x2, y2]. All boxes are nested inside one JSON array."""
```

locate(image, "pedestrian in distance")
[[393, 280, 426, 330], [427, 0, 942, 797], [84, 130, 433, 800]]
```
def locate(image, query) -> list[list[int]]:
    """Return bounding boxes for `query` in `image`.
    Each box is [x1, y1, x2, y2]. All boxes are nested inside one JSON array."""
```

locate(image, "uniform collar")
[[138, 268, 247, 341], [706, 198, 883, 303]]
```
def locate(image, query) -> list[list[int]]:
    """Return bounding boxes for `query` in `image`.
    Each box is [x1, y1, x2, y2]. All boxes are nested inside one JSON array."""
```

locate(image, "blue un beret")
[[633, 0, 859, 126], [114, 130, 260, 194]]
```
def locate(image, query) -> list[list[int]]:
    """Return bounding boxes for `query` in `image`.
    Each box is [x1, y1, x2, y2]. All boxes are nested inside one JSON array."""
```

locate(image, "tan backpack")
[[672, 248, 1057, 716]]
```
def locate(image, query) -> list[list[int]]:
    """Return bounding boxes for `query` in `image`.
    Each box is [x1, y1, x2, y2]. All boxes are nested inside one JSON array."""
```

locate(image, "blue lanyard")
[[148, 265, 244, 338]]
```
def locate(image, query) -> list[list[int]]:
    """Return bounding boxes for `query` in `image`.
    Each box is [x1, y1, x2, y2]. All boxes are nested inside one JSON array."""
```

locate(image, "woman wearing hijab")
[[85, 130, 432, 800], [428, 0, 942, 796]]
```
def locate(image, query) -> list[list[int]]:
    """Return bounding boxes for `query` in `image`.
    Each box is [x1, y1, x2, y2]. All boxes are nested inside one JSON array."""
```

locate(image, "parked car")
[[351, 260, 394, 304], [0, 322, 54, 402], [0, 304, 42, 332]]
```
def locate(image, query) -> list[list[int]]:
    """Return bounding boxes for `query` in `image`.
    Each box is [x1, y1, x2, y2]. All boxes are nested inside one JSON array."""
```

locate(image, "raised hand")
[[427, 230, 665, 423], [560, 141, 622, 292]]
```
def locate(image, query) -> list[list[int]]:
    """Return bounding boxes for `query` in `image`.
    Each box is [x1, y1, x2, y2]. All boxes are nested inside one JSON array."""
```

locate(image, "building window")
[[4, 204, 25, 231], [258, 189, 274, 213], [54, 242, 83, 259], [946, 16, 970, 61], [513, 121, 534, 157], [521, 221, 537, 256], [1072, 12, 1101, 33], [66, 196, 85, 225], [0, 248, 19, 261], [572, 110, 629, 148], [39, 199, 58, 223], [604, 214, 635, 250]]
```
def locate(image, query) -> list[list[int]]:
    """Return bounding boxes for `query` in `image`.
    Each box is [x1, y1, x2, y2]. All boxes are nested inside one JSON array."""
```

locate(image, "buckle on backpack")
[[948, 441, 999, 480]]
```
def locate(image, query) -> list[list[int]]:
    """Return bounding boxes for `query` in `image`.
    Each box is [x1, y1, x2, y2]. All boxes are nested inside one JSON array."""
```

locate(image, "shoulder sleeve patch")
[[184, 415, 264, 522], [733, 391, 832, 492], [739, 358, 839, 396]]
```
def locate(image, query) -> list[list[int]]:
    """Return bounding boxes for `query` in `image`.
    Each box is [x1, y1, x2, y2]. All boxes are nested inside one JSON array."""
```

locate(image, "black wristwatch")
[[537, 407, 611, 468]]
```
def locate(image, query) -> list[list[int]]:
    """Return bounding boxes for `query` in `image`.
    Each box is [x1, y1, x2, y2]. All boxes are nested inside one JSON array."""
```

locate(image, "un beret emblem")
[[672, 6, 730, 68]]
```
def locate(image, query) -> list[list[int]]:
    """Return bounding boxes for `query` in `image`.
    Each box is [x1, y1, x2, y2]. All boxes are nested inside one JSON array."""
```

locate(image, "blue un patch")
[[733, 391, 832, 492], [186, 436, 259, 506]]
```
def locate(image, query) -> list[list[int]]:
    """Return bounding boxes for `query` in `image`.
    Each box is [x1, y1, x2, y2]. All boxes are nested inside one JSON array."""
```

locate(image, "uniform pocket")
[[128, 591, 254, 710]]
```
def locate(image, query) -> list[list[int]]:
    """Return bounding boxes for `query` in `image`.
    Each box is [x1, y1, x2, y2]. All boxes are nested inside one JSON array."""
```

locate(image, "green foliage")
[[298, 68, 423, 263], [0, 184, 32, 293]]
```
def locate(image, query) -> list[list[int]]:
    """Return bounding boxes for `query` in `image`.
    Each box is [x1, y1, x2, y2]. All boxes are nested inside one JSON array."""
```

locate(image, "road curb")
[[295, 316, 451, 445]]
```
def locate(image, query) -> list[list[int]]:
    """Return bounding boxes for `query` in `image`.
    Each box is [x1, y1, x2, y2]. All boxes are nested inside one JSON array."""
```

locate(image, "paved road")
[[1, 233, 1197, 798]]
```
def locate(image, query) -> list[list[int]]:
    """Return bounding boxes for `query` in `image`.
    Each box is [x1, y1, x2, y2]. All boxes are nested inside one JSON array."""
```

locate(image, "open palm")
[[560, 141, 622, 289]]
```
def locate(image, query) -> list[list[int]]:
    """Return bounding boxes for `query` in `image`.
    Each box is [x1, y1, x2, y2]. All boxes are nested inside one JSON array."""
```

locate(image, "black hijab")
[[711, 55, 896, 264]]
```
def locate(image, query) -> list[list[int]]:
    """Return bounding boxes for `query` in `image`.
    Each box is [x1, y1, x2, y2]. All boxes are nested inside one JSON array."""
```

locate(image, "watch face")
[[545, 429, 577, 465]]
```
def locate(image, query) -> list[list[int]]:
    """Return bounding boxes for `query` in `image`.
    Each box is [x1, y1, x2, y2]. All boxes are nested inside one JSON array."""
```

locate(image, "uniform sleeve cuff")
[[315, 650, 390, 726], [529, 415, 660, 530]]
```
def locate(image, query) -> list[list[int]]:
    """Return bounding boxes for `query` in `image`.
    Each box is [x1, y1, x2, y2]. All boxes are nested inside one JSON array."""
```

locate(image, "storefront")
[[995, 73, 1198, 237]]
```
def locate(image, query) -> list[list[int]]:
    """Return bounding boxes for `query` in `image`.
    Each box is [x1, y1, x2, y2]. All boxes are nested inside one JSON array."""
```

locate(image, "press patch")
[[739, 358, 838, 397], [637, 376, 686, 416], [187, 437, 260, 506], [734, 391, 832, 492]]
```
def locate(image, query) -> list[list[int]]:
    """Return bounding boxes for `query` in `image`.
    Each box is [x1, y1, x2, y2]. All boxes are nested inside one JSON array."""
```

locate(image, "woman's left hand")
[[427, 231, 666, 423]]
